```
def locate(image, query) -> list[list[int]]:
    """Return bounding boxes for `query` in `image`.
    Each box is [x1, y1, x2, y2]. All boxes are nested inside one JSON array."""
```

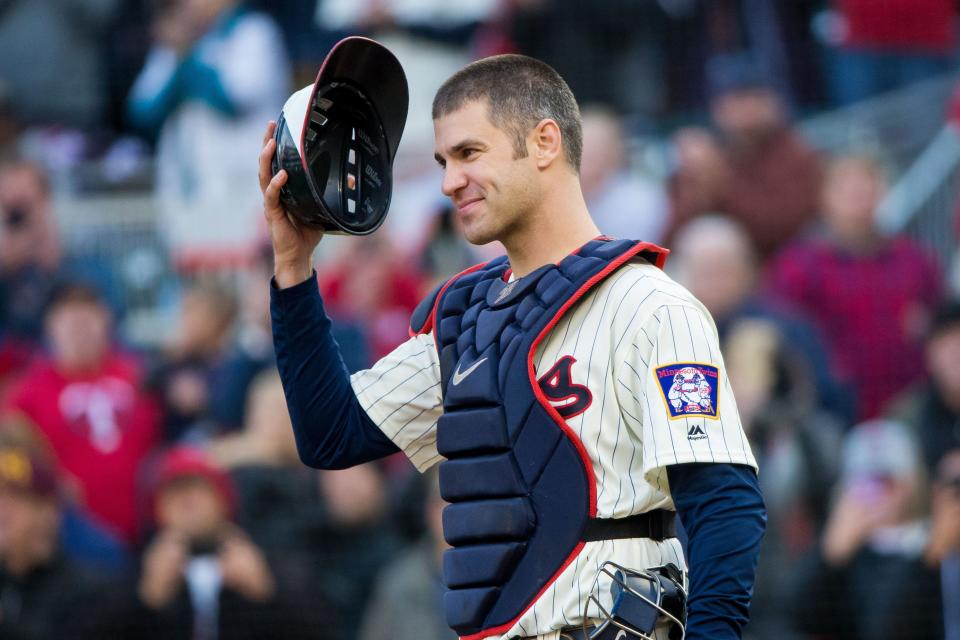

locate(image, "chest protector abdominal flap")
[[425, 238, 668, 639]]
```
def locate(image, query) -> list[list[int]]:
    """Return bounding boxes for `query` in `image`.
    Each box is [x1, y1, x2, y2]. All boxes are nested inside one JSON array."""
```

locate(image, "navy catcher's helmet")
[[584, 562, 687, 639], [272, 37, 408, 235]]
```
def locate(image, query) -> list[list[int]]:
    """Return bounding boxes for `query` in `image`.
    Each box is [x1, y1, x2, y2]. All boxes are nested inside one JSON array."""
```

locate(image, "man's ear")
[[531, 118, 563, 169]]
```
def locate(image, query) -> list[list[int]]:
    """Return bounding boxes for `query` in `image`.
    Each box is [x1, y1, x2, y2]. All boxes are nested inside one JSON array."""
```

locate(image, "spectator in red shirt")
[[5, 282, 160, 544], [123, 446, 333, 640], [825, 0, 956, 105], [667, 52, 822, 260], [767, 155, 943, 422]]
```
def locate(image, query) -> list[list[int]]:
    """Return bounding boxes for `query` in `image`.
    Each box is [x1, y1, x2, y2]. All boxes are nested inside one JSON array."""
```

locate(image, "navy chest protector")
[[410, 238, 670, 639]]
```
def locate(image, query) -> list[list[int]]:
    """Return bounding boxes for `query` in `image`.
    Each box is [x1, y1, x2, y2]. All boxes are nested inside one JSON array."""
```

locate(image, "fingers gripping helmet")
[[271, 37, 409, 235], [583, 562, 687, 640]]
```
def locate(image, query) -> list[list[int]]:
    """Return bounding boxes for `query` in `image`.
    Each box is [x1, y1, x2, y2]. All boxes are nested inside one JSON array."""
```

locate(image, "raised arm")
[[260, 123, 398, 469]]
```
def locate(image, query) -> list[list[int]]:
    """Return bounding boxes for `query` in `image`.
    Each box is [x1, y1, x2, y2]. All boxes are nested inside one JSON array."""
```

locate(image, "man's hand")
[[926, 490, 960, 564], [138, 533, 188, 609], [259, 121, 323, 289], [821, 480, 905, 566], [218, 530, 276, 602]]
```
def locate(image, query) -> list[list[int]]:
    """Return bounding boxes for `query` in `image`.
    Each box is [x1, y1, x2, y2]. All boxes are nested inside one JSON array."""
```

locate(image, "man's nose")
[[441, 164, 467, 198]]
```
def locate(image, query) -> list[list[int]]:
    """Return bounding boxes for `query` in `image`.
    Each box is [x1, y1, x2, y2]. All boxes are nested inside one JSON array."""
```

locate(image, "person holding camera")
[[791, 420, 944, 640], [0, 159, 66, 344], [124, 446, 330, 640], [0, 157, 118, 368]]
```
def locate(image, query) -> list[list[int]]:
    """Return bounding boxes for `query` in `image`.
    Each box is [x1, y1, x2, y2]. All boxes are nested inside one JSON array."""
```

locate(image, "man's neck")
[[827, 227, 884, 255], [56, 358, 107, 377], [502, 181, 600, 277]]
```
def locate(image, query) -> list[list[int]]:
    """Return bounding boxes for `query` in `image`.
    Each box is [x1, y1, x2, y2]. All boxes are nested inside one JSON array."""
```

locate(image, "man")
[[767, 154, 943, 421], [6, 281, 159, 544], [261, 54, 765, 639], [0, 158, 117, 345], [148, 281, 239, 441], [127, 0, 289, 267], [666, 52, 821, 259], [0, 443, 116, 638], [126, 446, 329, 640]]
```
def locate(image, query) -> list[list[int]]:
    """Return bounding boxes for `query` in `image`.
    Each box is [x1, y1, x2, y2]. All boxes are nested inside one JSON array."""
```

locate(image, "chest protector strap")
[[429, 238, 668, 639]]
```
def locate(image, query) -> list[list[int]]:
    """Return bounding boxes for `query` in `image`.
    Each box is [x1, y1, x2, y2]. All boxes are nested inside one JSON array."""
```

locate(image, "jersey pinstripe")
[[351, 259, 757, 639]]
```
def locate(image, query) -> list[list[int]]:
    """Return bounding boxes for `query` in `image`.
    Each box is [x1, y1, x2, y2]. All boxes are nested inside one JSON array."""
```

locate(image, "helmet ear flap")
[[584, 562, 687, 640]]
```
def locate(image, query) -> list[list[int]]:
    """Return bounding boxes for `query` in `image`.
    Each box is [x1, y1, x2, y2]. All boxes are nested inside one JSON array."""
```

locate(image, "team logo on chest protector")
[[537, 355, 593, 419], [654, 363, 720, 420]]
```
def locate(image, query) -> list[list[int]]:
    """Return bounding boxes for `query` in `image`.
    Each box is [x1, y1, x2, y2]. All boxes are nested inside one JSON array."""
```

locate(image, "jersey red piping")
[[460, 240, 669, 640], [530, 241, 667, 518]]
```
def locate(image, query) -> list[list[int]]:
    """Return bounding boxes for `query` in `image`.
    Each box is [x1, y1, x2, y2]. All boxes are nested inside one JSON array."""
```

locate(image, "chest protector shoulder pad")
[[425, 238, 668, 639]]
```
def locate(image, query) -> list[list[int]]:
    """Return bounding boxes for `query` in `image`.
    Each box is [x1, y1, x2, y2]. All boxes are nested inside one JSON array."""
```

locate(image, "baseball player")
[[260, 52, 765, 640]]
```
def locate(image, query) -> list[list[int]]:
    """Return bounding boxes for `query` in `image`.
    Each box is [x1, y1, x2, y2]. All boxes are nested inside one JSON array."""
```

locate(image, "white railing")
[[799, 74, 956, 172], [800, 75, 960, 276]]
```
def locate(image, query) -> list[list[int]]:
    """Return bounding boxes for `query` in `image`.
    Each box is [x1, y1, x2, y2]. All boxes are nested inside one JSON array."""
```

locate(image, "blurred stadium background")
[[1, 0, 960, 638]]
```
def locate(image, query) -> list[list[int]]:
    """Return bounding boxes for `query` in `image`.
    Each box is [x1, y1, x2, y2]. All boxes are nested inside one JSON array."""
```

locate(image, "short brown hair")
[[45, 281, 106, 316], [432, 54, 583, 172]]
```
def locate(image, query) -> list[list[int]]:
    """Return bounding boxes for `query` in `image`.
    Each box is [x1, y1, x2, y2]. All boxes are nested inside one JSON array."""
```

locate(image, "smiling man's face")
[[433, 100, 541, 247]]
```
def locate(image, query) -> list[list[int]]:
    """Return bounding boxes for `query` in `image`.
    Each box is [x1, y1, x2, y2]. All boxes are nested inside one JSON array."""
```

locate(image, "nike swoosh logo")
[[451, 357, 488, 386]]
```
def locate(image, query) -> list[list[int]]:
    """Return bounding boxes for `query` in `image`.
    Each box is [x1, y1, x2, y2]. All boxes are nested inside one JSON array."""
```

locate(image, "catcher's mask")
[[272, 36, 408, 235], [583, 562, 687, 640]]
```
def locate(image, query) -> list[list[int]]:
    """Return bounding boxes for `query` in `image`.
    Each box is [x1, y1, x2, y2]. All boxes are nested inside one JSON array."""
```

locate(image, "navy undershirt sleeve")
[[666, 462, 766, 640], [270, 273, 400, 469]]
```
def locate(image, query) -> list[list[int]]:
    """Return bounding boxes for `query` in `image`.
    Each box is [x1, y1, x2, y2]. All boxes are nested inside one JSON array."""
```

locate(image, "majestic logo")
[[451, 357, 488, 386], [688, 424, 706, 438], [538, 355, 592, 419], [654, 363, 720, 422]]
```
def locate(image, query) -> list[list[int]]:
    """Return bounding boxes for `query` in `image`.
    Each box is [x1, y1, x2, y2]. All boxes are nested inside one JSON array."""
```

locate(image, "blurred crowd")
[[1, 0, 960, 639]]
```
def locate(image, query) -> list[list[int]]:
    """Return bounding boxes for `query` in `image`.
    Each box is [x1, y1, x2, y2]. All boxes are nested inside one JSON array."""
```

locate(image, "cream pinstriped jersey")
[[351, 259, 757, 640]]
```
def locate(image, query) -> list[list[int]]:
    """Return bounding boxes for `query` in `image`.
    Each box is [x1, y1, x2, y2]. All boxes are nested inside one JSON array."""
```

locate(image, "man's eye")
[[462, 148, 478, 159]]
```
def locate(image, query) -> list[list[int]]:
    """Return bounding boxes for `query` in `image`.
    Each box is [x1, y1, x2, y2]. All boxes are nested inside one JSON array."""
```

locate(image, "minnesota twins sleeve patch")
[[655, 363, 721, 420]]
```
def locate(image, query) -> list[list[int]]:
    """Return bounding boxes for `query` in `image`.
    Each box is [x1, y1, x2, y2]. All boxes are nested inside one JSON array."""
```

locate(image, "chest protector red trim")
[[424, 238, 668, 639]]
